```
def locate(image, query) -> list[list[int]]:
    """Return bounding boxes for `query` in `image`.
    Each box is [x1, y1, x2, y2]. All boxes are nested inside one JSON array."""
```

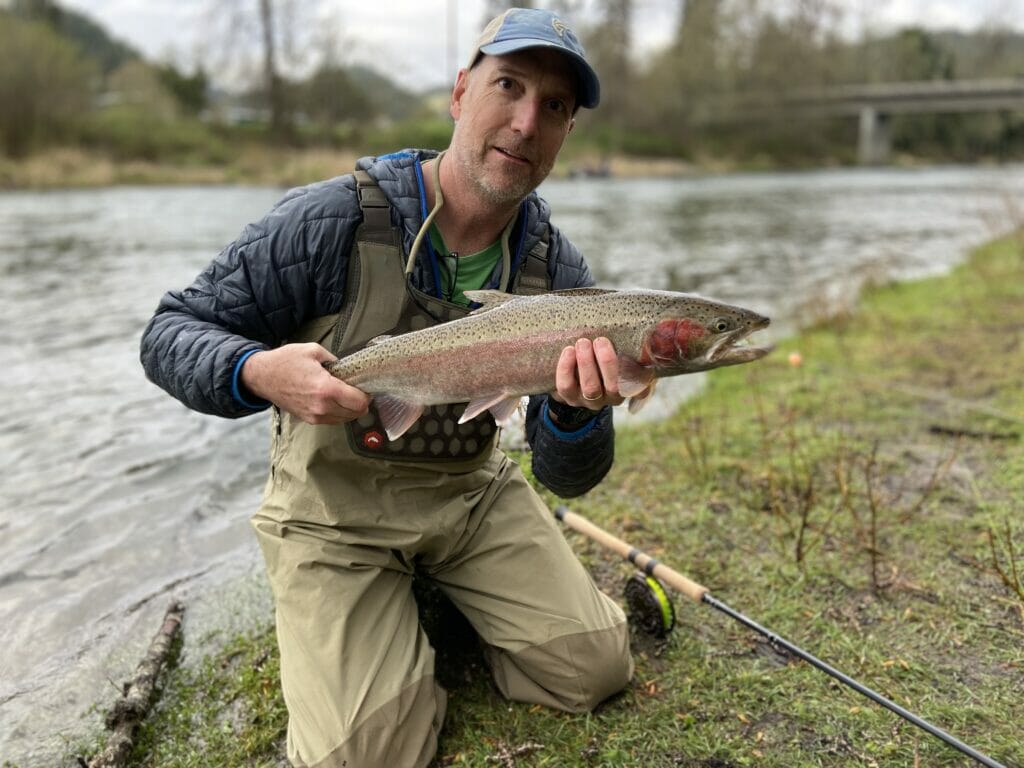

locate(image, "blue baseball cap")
[[468, 8, 600, 109]]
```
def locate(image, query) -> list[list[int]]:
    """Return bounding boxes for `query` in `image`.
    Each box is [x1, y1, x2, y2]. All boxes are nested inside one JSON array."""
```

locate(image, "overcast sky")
[[56, 0, 1024, 92]]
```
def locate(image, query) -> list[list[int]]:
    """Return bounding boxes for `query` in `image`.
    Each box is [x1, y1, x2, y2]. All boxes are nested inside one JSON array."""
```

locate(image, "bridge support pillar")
[[858, 107, 892, 165]]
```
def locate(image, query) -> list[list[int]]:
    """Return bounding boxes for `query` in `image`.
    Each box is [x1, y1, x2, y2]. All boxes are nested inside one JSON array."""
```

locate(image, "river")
[[1, 164, 1021, 765]]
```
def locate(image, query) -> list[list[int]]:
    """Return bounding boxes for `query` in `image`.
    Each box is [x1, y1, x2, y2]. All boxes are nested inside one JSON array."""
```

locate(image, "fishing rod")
[[554, 505, 1007, 768]]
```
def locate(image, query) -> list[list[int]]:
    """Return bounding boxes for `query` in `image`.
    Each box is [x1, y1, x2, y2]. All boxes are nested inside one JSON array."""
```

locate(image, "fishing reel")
[[624, 571, 676, 638]]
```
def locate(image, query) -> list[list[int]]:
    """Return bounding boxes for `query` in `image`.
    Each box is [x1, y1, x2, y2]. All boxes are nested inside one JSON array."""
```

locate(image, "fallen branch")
[[485, 741, 545, 767], [928, 424, 1019, 441], [85, 600, 185, 768]]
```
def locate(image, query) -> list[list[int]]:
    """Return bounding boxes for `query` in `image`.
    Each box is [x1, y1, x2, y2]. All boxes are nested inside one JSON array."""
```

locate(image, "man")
[[141, 8, 633, 768]]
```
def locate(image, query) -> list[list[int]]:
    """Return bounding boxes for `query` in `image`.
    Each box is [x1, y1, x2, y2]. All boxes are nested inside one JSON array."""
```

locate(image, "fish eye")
[[713, 318, 732, 332]]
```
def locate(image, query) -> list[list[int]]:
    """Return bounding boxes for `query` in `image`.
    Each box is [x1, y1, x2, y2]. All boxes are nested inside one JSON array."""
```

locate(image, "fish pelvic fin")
[[489, 395, 524, 425], [460, 393, 522, 425], [374, 395, 425, 440], [618, 355, 656, 398]]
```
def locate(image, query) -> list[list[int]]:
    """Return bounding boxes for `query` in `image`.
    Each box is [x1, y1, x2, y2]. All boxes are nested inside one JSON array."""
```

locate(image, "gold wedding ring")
[[581, 392, 602, 401]]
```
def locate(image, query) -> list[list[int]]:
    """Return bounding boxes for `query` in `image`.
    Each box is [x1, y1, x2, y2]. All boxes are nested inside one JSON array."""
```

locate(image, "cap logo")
[[552, 19, 568, 38]]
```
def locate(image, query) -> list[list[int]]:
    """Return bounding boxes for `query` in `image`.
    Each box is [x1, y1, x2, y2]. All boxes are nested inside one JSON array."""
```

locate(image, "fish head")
[[640, 297, 772, 375]]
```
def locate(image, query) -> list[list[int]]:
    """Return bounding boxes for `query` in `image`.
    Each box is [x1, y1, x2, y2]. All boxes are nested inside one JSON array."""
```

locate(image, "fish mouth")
[[707, 318, 773, 365]]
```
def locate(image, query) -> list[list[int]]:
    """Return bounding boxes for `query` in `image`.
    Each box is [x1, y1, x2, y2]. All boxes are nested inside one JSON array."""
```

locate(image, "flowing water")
[[1, 164, 1021, 764]]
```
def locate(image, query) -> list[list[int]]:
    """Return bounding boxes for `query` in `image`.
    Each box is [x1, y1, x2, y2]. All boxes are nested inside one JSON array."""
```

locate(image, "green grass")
[[76, 234, 1024, 767]]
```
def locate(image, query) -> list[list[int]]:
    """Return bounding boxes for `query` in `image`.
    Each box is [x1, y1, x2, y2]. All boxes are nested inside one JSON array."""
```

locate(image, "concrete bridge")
[[708, 78, 1024, 164]]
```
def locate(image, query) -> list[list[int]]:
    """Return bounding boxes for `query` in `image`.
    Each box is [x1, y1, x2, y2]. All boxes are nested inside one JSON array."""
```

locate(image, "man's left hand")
[[551, 337, 626, 410]]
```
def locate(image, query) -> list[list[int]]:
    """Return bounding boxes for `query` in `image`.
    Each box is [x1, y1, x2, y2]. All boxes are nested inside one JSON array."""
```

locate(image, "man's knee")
[[566, 620, 634, 710], [289, 677, 447, 768], [488, 620, 633, 713]]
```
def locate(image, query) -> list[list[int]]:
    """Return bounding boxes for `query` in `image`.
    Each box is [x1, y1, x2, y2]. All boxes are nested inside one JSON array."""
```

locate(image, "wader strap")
[[512, 232, 551, 295], [331, 170, 406, 356], [354, 169, 393, 240]]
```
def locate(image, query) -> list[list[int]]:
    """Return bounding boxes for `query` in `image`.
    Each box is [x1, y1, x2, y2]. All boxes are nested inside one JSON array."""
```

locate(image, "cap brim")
[[479, 39, 600, 109]]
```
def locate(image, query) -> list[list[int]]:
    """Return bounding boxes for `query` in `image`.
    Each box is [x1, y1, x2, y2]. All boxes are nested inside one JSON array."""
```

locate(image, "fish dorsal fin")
[[366, 334, 393, 347], [463, 290, 519, 312], [459, 393, 521, 425], [547, 287, 619, 298], [374, 395, 425, 440], [617, 354, 656, 398], [463, 287, 617, 313]]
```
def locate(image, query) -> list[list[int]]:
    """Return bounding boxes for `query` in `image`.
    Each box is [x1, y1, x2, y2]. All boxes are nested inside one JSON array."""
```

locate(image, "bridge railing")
[[701, 78, 1024, 121], [694, 78, 1024, 164]]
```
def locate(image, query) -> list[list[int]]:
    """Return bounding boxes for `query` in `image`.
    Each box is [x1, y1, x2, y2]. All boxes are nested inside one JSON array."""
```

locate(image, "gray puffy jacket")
[[140, 149, 614, 497]]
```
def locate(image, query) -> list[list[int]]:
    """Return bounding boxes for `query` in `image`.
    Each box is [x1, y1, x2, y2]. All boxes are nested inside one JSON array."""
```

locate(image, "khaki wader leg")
[[252, 518, 446, 768], [254, 456, 631, 768], [420, 457, 634, 713]]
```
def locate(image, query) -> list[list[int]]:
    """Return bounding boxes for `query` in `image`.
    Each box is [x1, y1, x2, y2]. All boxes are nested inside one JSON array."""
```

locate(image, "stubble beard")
[[451, 139, 551, 207]]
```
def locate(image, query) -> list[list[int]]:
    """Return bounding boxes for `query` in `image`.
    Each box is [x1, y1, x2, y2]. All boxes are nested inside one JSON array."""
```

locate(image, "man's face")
[[448, 48, 577, 206]]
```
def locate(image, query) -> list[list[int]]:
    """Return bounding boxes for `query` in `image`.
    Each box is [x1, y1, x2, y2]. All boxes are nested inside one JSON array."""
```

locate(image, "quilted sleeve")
[[139, 179, 359, 418]]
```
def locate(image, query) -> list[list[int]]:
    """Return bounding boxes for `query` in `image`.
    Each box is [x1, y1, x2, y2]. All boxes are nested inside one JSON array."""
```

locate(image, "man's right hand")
[[240, 343, 371, 425]]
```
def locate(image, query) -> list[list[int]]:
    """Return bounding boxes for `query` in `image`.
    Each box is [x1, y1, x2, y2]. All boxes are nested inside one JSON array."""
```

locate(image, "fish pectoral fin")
[[617, 355, 656, 398], [463, 290, 518, 313], [627, 379, 657, 414], [374, 395, 425, 440], [460, 393, 521, 425]]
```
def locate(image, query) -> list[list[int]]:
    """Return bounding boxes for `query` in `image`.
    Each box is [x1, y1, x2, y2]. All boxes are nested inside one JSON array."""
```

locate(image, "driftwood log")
[[86, 600, 185, 768]]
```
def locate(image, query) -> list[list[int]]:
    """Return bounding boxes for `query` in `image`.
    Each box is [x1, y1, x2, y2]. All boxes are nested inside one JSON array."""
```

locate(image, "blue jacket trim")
[[413, 160, 444, 298], [541, 396, 598, 440], [232, 349, 271, 410], [508, 200, 528, 280], [377, 151, 415, 161]]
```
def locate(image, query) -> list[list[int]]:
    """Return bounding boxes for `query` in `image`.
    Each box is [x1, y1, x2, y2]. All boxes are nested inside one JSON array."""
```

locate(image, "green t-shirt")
[[429, 224, 501, 307]]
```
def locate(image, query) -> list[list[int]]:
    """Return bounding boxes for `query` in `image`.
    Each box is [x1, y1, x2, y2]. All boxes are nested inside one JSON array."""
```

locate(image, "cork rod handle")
[[554, 506, 709, 603]]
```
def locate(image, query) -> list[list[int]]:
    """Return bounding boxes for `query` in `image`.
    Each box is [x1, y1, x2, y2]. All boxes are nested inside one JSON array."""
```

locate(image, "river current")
[[1, 164, 1021, 764]]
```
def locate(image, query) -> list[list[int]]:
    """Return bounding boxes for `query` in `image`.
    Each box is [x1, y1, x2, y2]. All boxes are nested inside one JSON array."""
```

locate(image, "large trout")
[[324, 288, 771, 439]]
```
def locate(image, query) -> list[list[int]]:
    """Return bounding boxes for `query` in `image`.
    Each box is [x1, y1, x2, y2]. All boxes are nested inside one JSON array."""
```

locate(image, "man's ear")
[[450, 69, 470, 120], [568, 117, 576, 135]]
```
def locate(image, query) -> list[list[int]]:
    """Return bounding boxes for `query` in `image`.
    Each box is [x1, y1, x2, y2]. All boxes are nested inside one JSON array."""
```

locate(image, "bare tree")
[[201, 0, 311, 141], [586, 0, 632, 128], [257, 0, 288, 138]]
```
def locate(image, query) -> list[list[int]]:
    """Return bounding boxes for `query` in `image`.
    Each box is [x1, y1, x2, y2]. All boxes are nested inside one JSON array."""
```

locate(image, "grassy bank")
[[0, 146, 363, 190], [78, 234, 1022, 767], [0, 143, 972, 192]]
